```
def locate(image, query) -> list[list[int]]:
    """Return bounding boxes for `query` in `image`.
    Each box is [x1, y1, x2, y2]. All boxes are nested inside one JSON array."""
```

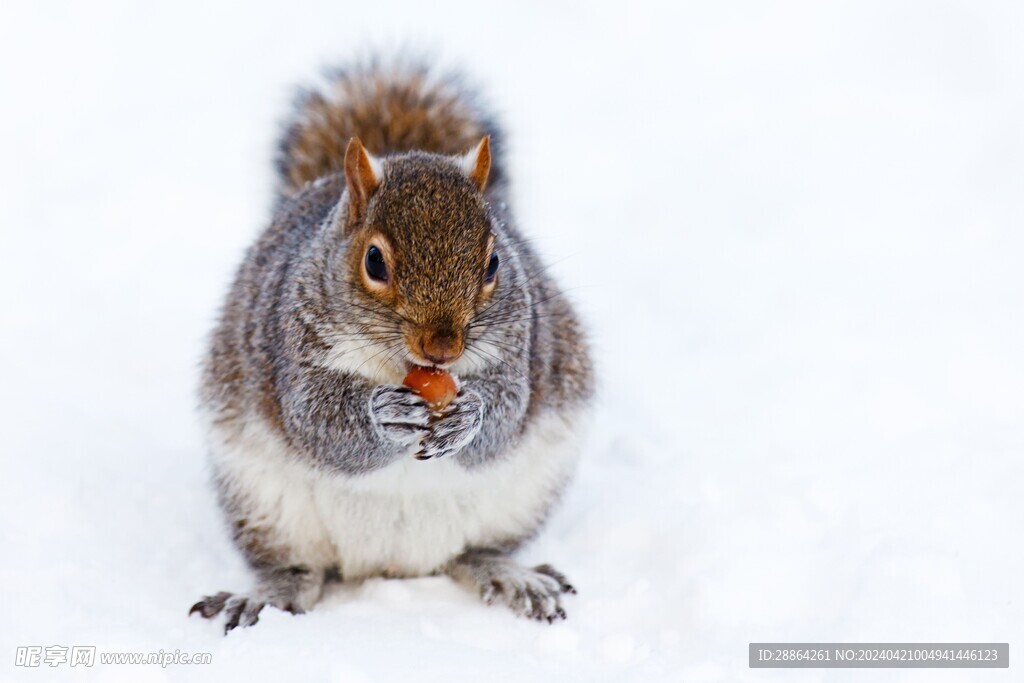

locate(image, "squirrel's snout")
[[417, 329, 464, 367]]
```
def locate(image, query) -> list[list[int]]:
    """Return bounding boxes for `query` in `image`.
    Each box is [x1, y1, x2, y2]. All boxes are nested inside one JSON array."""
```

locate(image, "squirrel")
[[190, 62, 594, 633]]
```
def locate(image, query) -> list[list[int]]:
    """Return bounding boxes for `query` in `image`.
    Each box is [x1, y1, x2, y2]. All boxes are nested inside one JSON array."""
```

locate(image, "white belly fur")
[[208, 409, 582, 579]]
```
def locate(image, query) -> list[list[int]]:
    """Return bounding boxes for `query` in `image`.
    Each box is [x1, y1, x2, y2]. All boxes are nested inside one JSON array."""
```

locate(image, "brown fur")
[[278, 65, 501, 198], [356, 152, 493, 364]]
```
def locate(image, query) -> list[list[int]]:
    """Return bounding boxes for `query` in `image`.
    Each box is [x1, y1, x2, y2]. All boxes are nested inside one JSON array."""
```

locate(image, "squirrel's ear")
[[460, 136, 490, 192], [344, 137, 382, 221]]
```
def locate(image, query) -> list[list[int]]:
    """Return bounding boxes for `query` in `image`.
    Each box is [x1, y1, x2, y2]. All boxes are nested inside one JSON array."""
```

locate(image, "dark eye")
[[485, 253, 499, 282], [365, 245, 388, 282]]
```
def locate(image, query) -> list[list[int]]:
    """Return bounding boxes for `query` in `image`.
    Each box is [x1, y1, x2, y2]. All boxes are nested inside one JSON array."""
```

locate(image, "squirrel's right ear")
[[344, 137, 382, 222], [460, 136, 491, 192]]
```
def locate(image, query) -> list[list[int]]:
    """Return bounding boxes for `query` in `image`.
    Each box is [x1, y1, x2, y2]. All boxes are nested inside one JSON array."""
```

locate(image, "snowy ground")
[[1, 1, 1022, 681]]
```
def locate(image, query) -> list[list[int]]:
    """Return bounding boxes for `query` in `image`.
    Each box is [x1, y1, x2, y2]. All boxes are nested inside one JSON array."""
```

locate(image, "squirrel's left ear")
[[460, 136, 490, 192]]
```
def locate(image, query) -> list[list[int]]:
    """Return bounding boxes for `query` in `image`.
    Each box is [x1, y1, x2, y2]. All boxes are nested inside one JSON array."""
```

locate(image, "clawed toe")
[[223, 595, 265, 633], [533, 564, 576, 594], [190, 592, 266, 633], [189, 591, 232, 619]]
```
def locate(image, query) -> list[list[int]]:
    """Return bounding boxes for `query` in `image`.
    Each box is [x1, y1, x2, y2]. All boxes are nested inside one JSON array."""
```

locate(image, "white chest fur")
[[209, 409, 582, 579]]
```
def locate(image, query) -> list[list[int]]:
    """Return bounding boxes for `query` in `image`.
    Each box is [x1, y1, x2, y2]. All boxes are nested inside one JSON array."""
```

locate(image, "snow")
[[1, 1, 1022, 681]]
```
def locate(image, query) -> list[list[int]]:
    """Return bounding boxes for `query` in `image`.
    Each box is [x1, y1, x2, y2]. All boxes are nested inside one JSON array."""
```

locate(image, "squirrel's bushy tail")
[[276, 60, 505, 197]]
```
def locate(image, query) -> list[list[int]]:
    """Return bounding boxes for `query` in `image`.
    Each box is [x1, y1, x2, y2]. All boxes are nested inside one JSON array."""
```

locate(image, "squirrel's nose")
[[419, 330, 463, 366]]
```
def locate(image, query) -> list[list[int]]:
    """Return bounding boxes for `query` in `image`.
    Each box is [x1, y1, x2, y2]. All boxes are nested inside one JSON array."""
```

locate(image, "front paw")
[[416, 388, 483, 460], [369, 385, 431, 450]]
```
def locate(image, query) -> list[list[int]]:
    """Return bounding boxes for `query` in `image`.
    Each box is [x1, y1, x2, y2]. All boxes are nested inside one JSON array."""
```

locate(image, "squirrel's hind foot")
[[446, 551, 576, 623], [190, 565, 326, 634], [190, 592, 269, 634]]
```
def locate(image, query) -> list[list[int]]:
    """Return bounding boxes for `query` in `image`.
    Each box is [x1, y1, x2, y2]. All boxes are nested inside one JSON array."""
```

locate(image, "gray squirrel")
[[190, 62, 594, 633]]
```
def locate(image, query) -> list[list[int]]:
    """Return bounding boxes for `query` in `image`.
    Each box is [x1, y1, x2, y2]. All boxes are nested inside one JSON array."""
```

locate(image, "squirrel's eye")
[[365, 245, 388, 282], [484, 253, 500, 283]]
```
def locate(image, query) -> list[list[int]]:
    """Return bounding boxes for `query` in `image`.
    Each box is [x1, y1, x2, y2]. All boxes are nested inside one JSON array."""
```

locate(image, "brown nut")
[[402, 366, 458, 411]]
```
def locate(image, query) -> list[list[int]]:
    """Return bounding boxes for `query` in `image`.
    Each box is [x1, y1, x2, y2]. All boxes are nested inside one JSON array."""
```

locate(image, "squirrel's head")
[[333, 136, 499, 371]]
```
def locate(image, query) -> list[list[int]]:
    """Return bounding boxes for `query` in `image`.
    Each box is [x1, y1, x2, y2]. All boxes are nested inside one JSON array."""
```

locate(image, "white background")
[[1, 1, 1021, 681]]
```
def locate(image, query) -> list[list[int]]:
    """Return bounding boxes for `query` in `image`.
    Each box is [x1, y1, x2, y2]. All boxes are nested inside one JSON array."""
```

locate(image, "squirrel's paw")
[[481, 563, 575, 622], [450, 556, 575, 622], [416, 388, 483, 460], [189, 592, 266, 634], [369, 385, 431, 449]]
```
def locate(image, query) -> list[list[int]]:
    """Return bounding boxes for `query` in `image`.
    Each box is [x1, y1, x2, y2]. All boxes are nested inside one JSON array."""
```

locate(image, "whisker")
[[470, 290, 577, 327], [471, 262, 562, 320], [324, 329, 402, 341], [352, 339, 405, 376], [342, 298, 415, 327], [464, 343, 529, 380], [325, 336, 403, 358], [467, 337, 530, 357], [376, 343, 410, 377], [468, 311, 569, 330]]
